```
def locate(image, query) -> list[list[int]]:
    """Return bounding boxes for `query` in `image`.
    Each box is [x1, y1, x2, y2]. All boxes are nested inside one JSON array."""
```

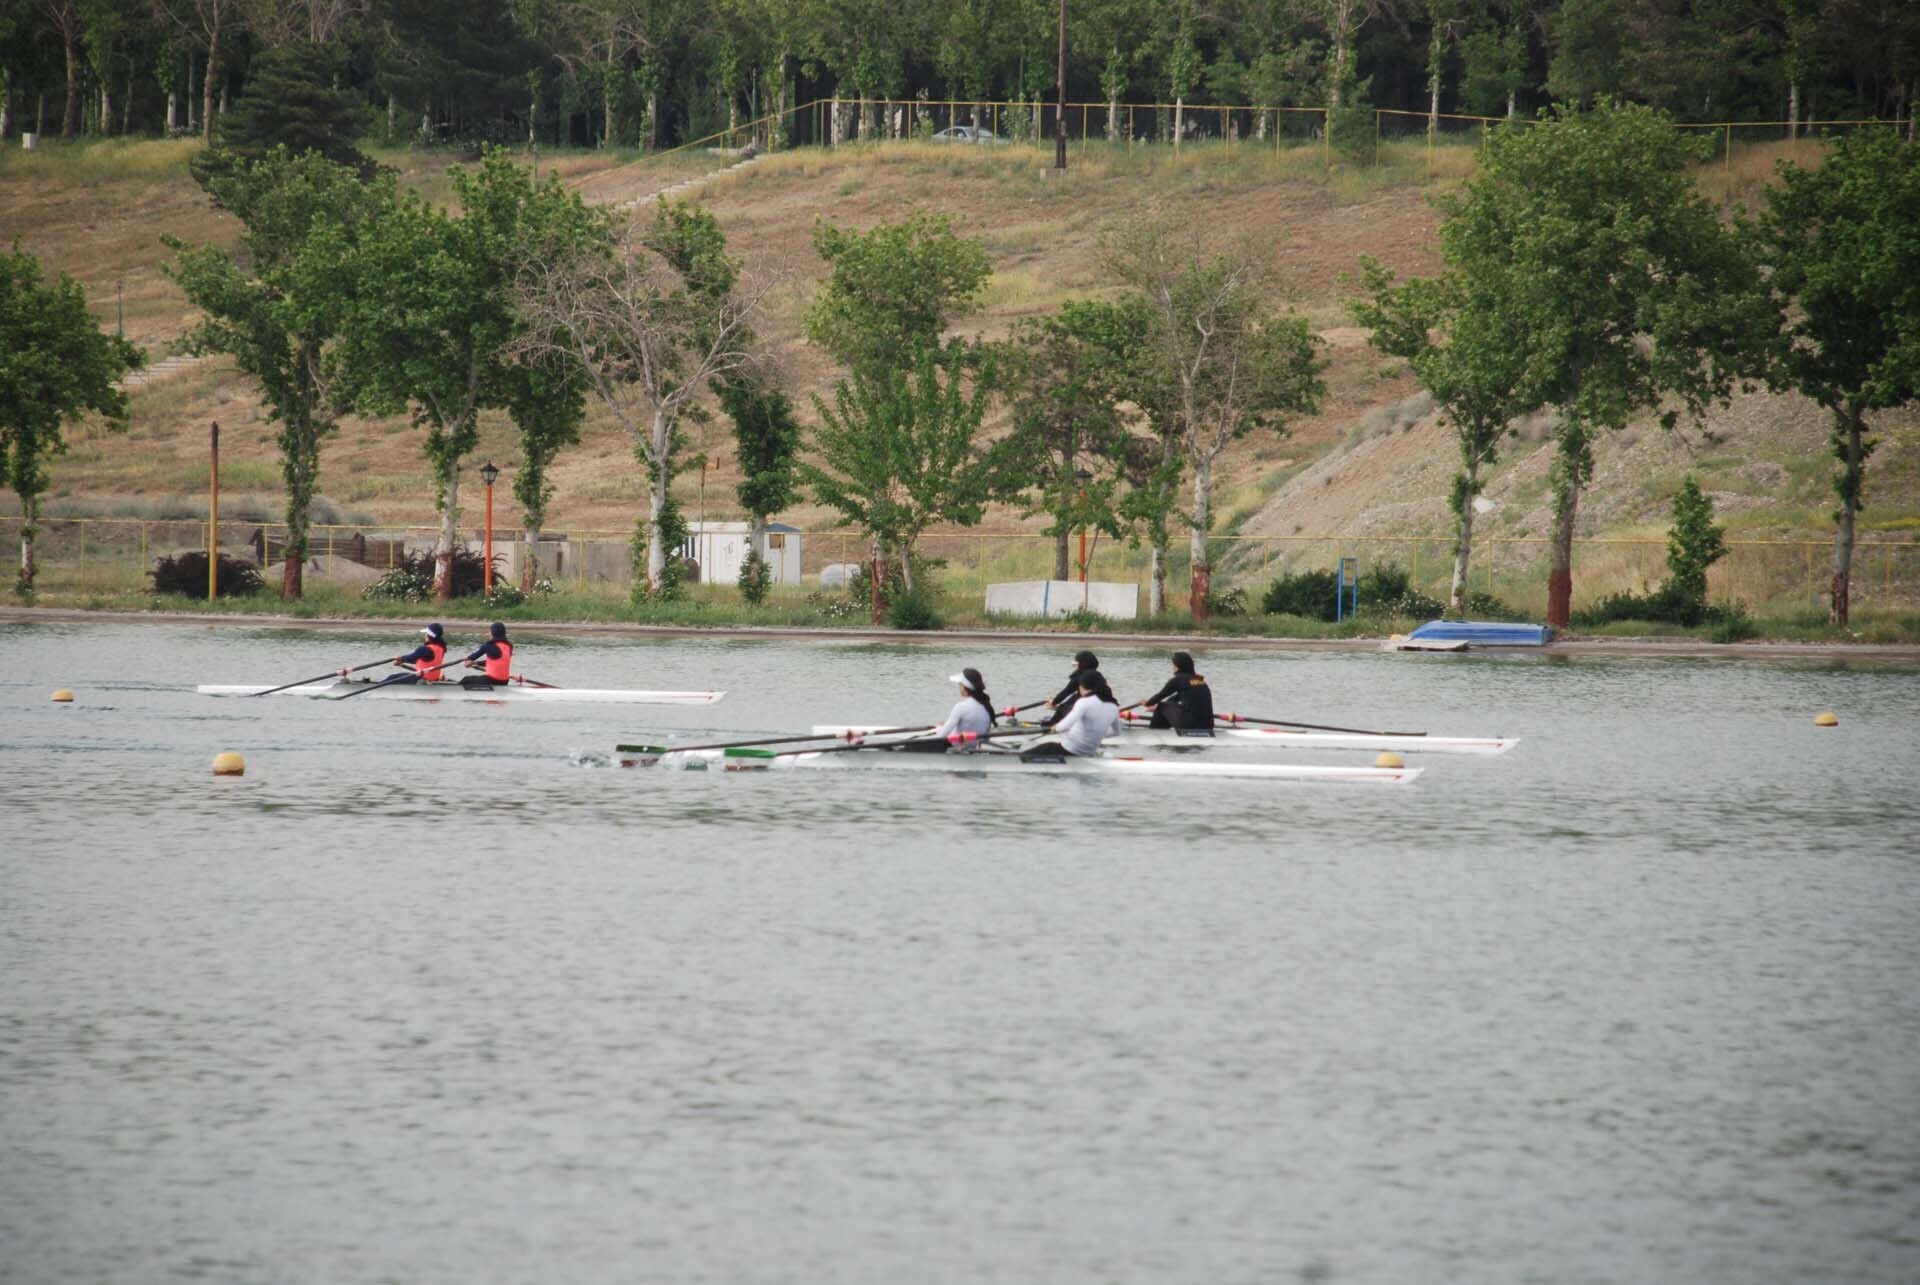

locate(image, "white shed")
[[681, 521, 802, 586]]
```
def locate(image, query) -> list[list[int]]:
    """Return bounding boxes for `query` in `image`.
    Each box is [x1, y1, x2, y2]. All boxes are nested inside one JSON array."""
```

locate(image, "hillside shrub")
[[150, 551, 264, 598], [1356, 564, 1445, 619], [738, 548, 772, 606]]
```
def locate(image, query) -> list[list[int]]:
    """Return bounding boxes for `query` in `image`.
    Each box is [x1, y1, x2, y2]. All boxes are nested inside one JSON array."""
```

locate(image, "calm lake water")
[[3, 619, 1918, 1284]]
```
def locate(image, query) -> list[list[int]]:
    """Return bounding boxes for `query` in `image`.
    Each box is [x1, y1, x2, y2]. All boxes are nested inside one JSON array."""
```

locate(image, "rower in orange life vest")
[[461, 621, 515, 684], [390, 623, 448, 684]]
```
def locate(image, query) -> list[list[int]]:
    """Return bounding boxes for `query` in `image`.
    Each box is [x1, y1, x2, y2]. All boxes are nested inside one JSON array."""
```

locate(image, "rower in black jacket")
[[1141, 651, 1215, 731], [1041, 649, 1100, 727]]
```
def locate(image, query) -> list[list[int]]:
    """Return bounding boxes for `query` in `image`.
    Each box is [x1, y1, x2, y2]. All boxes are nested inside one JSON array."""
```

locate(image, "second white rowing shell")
[[811, 723, 1516, 756], [199, 681, 725, 705], [646, 747, 1422, 783]]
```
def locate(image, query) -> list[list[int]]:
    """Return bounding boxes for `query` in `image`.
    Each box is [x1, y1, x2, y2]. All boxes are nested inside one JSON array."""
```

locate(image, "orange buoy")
[[51, 689, 74, 702], [212, 752, 247, 776], [1813, 711, 1839, 727], [1375, 751, 1406, 769]]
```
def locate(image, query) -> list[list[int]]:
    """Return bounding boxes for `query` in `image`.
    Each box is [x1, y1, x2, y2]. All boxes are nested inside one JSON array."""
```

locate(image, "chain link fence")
[[6, 515, 1915, 617]]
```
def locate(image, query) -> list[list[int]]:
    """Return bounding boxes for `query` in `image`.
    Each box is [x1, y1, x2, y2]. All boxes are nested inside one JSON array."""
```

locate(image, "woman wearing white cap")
[[390, 623, 447, 684], [931, 667, 996, 745]]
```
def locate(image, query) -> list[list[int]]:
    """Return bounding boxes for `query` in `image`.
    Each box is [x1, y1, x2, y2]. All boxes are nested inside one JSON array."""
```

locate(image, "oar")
[[995, 698, 1053, 719], [1209, 711, 1427, 737], [743, 727, 1038, 760], [331, 664, 420, 700], [616, 725, 939, 756], [251, 657, 391, 697], [509, 673, 561, 689]]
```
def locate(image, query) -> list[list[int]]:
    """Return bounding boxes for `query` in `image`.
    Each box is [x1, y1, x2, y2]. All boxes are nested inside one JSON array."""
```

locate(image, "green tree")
[[1000, 296, 1153, 581], [337, 149, 604, 602], [192, 42, 375, 191], [165, 149, 392, 600], [803, 211, 991, 378], [1357, 256, 1535, 614], [720, 376, 801, 598], [1439, 103, 1771, 628], [1752, 127, 1920, 624], [1103, 214, 1325, 620], [1663, 475, 1725, 613], [0, 245, 143, 593], [801, 340, 1008, 602]]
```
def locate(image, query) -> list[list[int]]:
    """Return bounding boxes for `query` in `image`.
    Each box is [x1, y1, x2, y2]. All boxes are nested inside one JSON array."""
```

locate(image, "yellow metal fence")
[[4, 516, 1916, 616]]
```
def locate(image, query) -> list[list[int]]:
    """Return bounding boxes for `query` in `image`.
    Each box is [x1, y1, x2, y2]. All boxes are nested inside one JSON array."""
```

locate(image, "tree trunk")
[[1449, 461, 1479, 615], [62, 32, 80, 136], [1547, 478, 1578, 630], [869, 534, 886, 624], [1107, 93, 1120, 140], [1427, 29, 1442, 142], [647, 92, 658, 149], [122, 68, 133, 134], [1149, 540, 1166, 614], [385, 93, 395, 143], [1173, 95, 1184, 150], [1, 74, 12, 138], [1054, 527, 1070, 581], [18, 493, 37, 590], [434, 463, 461, 602], [1788, 80, 1800, 141], [521, 526, 538, 592], [1829, 402, 1864, 625], [203, 26, 220, 145], [1188, 456, 1212, 620], [602, 64, 615, 148], [37, 91, 47, 135], [100, 82, 111, 136], [774, 52, 789, 149], [646, 412, 671, 593], [1505, 88, 1516, 119], [1331, 43, 1347, 112]]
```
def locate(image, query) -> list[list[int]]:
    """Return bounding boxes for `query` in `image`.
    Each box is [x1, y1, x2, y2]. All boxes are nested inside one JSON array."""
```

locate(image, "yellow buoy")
[[1814, 711, 1839, 727], [1375, 751, 1406, 769], [211, 752, 247, 777], [51, 689, 74, 702]]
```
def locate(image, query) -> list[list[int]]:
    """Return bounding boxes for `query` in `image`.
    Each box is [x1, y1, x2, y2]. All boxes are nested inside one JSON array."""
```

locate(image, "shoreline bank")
[[6, 605, 1918, 662]]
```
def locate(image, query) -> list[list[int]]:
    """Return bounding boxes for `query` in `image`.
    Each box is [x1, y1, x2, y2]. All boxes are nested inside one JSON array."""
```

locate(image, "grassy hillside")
[[3, 134, 1916, 618]]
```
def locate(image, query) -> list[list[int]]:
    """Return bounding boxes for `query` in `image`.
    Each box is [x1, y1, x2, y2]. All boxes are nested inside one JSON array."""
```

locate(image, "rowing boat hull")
[[198, 682, 725, 705], [641, 747, 1421, 783], [810, 723, 1516, 756]]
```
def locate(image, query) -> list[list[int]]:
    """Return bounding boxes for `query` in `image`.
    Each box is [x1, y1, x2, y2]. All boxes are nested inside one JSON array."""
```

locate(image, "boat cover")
[[1407, 619, 1554, 646]]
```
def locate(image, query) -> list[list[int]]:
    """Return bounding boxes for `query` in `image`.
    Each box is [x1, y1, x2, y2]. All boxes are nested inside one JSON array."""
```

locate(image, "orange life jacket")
[[416, 640, 446, 683], [484, 639, 513, 682]]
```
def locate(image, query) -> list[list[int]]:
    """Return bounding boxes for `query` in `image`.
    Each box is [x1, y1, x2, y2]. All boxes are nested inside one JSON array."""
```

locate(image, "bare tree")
[[511, 229, 768, 594], [151, 0, 247, 142], [1104, 214, 1324, 620], [246, 0, 369, 47]]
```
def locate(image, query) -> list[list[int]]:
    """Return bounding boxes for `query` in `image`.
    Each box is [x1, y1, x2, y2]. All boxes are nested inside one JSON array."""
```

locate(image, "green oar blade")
[[722, 747, 777, 759]]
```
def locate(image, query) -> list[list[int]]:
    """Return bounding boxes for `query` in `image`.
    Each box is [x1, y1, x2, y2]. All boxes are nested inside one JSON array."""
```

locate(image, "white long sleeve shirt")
[[933, 697, 993, 742], [1050, 694, 1118, 756]]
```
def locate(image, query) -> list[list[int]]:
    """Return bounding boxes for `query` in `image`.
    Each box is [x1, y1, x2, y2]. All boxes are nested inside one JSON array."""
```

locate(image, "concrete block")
[[986, 579, 1138, 621]]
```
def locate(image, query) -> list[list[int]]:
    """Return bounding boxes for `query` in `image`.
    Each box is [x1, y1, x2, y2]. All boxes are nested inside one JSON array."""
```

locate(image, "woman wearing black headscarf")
[[1041, 649, 1099, 728], [1140, 651, 1215, 731]]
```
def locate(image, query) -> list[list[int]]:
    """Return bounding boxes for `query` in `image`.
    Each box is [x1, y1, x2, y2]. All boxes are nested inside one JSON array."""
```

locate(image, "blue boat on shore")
[[1406, 620, 1555, 647]]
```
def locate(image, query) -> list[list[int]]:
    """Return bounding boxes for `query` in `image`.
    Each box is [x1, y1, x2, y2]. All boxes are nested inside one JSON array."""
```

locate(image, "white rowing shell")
[[646, 746, 1421, 783], [810, 723, 1516, 756], [198, 682, 724, 705]]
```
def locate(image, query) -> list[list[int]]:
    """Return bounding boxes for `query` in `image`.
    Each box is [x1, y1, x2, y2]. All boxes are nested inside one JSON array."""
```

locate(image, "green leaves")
[[0, 244, 143, 589], [801, 340, 1009, 587], [804, 212, 991, 377]]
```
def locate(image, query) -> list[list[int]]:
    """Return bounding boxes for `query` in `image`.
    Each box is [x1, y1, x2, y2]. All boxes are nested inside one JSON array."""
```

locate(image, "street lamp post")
[[1074, 466, 1092, 583], [480, 460, 500, 596]]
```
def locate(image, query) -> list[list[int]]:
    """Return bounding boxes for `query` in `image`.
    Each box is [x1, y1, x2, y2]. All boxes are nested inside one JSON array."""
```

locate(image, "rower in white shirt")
[[931, 667, 996, 748], [1031, 668, 1120, 759]]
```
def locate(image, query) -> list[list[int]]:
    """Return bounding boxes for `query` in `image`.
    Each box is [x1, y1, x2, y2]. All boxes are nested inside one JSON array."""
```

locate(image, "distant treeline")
[[1, 1, 1915, 150]]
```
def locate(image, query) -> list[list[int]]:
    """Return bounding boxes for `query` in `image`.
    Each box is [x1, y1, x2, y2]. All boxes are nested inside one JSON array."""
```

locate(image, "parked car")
[[930, 125, 1007, 144]]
